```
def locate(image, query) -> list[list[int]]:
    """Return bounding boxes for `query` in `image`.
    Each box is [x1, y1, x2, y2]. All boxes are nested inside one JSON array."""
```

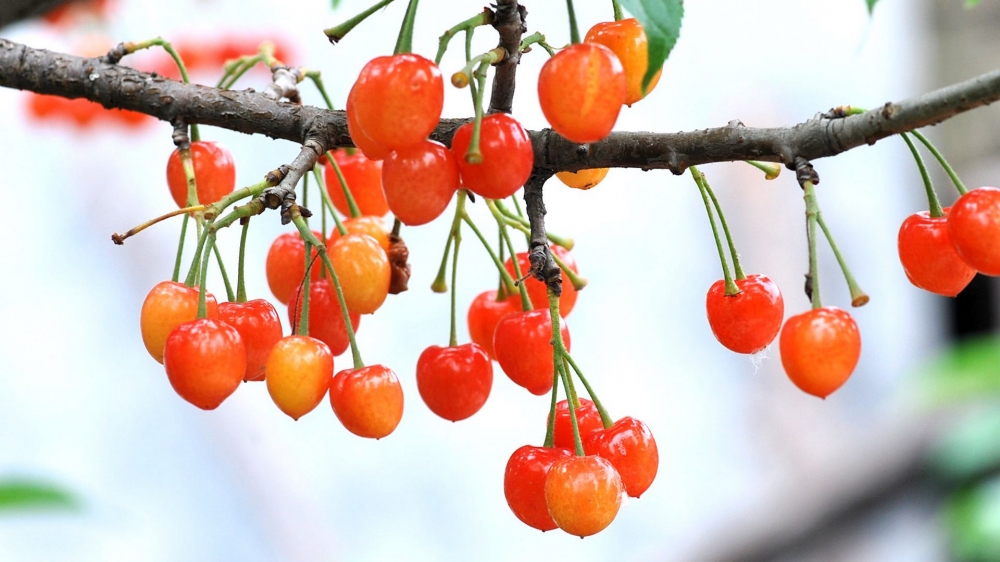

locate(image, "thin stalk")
[[612, 0, 624, 21], [803, 181, 822, 310], [746, 160, 781, 180], [197, 229, 216, 318], [565, 0, 581, 45], [910, 129, 968, 196], [700, 174, 746, 280], [564, 353, 613, 428], [817, 214, 869, 307], [213, 245, 235, 302], [551, 293, 583, 456], [520, 31, 556, 56], [325, 151, 361, 218], [125, 37, 198, 139], [393, 0, 421, 55], [462, 61, 490, 164], [543, 356, 561, 448], [691, 167, 739, 295], [494, 200, 575, 250], [204, 179, 275, 221], [324, 0, 398, 44], [900, 132, 944, 218], [313, 166, 347, 236], [483, 200, 531, 310], [172, 214, 189, 283], [297, 239, 313, 337], [550, 250, 588, 291], [435, 11, 493, 65], [460, 212, 518, 294], [496, 228, 509, 300], [304, 71, 336, 110], [449, 220, 462, 347], [433, 192, 467, 293], [184, 226, 212, 288], [218, 56, 262, 90], [112, 204, 206, 245], [236, 219, 250, 302]]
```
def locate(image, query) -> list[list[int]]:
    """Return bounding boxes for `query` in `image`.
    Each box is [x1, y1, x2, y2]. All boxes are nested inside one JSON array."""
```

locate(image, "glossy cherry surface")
[[140, 281, 219, 364], [493, 310, 571, 395], [218, 299, 283, 382], [780, 307, 861, 398], [949, 187, 1000, 275], [583, 416, 658, 498], [328, 233, 391, 315], [163, 318, 245, 410], [329, 364, 404, 439], [537, 43, 627, 144], [544, 455, 623, 537], [503, 445, 573, 532], [705, 274, 784, 354], [550, 398, 604, 451], [346, 86, 392, 161], [585, 18, 661, 106], [467, 290, 521, 360], [328, 216, 390, 251], [898, 208, 975, 296], [166, 141, 236, 208], [450, 113, 534, 200], [324, 149, 389, 217], [287, 278, 361, 357], [381, 140, 459, 226], [416, 343, 493, 421], [265, 231, 323, 305], [265, 335, 334, 420]]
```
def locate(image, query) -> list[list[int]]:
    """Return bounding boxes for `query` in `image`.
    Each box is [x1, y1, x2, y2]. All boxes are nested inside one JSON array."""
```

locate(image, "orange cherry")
[[329, 364, 404, 439], [265, 335, 334, 420], [537, 43, 626, 144], [585, 18, 662, 106]]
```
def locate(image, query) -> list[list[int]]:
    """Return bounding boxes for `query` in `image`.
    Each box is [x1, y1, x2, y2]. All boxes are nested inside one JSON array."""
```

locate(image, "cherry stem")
[[563, 352, 614, 429], [551, 250, 588, 291], [325, 0, 398, 44], [909, 129, 969, 196], [496, 229, 509, 300], [212, 245, 235, 302], [217, 42, 278, 90], [803, 180, 822, 310], [393, 0, 421, 55], [196, 227, 217, 319], [325, 151, 361, 218], [700, 171, 746, 280], [900, 132, 945, 218], [171, 214, 189, 283], [483, 199, 532, 310], [448, 212, 462, 348], [180, 146, 201, 213], [459, 60, 492, 165], [433, 191, 467, 293], [292, 212, 364, 369], [612, 0, 624, 21], [494, 200, 575, 250], [125, 37, 198, 140], [816, 213, 869, 307], [559, 360, 584, 456], [112, 204, 207, 245], [519, 32, 557, 57], [297, 238, 314, 337], [203, 178, 276, 222], [551, 293, 584, 456], [691, 166, 739, 296], [312, 166, 347, 237], [565, 0, 581, 45], [435, 10, 493, 65], [746, 160, 781, 180], [303, 70, 335, 110], [392, 218, 402, 238], [236, 219, 249, 302], [543, 356, 561, 449], [461, 211, 519, 296], [184, 225, 211, 288]]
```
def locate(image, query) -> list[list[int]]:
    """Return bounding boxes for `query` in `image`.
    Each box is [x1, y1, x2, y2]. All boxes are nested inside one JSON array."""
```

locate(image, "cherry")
[[347, 54, 444, 151], [449, 113, 534, 200], [949, 187, 1000, 275], [779, 307, 861, 398], [140, 281, 219, 364], [898, 208, 975, 296], [218, 299, 283, 382], [505, 245, 579, 316], [544, 455, 623, 537], [503, 445, 573, 532], [328, 233, 391, 315], [705, 274, 784, 354], [166, 141, 236, 208], [329, 364, 404, 439], [381, 140, 459, 226], [265, 231, 322, 305], [537, 43, 627, 144], [265, 335, 334, 420], [493, 310, 571, 395], [583, 416, 658, 498], [467, 290, 521, 360], [346, 86, 392, 161], [416, 344, 493, 422], [287, 278, 361, 357], [585, 18, 662, 106], [162, 318, 246, 410], [556, 168, 610, 190], [550, 399, 604, 450], [328, 216, 390, 251], [324, 150, 389, 217]]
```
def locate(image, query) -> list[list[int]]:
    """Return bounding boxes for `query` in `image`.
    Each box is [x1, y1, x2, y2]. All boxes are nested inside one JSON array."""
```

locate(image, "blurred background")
[[2, 0, 1000, 560]]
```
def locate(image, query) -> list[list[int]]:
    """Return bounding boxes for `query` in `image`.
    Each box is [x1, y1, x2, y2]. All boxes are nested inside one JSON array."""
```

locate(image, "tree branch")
[[488, 0, 527, 115], [522, 170, 560, 296], [3, 38, 1000, 175]]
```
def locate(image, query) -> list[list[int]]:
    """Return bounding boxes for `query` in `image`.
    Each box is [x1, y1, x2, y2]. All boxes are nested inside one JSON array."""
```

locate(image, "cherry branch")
[[522, 170, 561, 297], [488, 0, 527, 115]]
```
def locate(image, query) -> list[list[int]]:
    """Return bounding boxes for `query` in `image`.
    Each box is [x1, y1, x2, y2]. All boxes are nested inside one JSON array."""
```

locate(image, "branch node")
[[795, 157, 819, 188]]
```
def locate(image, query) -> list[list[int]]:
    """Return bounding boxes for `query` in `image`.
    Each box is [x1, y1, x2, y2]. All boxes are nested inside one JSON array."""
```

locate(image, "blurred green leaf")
[[866, 0, 879, 14], [616, 0, 684, 91], [0, 480, 75, 513], [332, 0, 342, 8], [967, 0, 982, 8], [929, 405, 1000, 482], [914, 337, 1000, 406], [947, 478, 1000, 562]]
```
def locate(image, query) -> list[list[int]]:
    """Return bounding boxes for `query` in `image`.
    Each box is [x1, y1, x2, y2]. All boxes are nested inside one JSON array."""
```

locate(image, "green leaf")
[[0, 480, 75, 513], [946, 479, 1000, 562], [967, 0, 982, 8], [929, 404, 1000, 483], [913, 337, 1000, 406], [616, 0, 684, 92], [866, 0, 879, 14]]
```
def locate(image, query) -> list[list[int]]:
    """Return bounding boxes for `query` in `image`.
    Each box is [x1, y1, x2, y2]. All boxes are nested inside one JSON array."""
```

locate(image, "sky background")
[[0, 0, 972, 560]]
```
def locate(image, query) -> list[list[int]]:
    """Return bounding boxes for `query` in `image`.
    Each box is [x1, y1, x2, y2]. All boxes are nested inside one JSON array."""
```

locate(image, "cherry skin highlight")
[[585, 18, 662, 106], [163, 318, 246, 410], [467, 290, 521, 360], [503, 445, 573, 532], [324, 149, 389, 217], [450, 113, 534, 200], [493, 310, 571, 395], [381, 140, 459, 226], [416, 343, 493, 422], [329, 364, 404, 439], [779, 307, 861, 398], [705, 274, 784, 354], [898, 208, 975, 296], [550, 399, 604, 450], [537, 42, 627, 144], [288, 278, 361, 357], [948, 187, 1000, 275], [166, 140, 236, 208], [265, 335, 334, 420], [140, 281, 219, 364], [583, 416, 659, 498], [218, 299, 283, 382], [329, 233, 391, 315], [544, 455, 624, 537]]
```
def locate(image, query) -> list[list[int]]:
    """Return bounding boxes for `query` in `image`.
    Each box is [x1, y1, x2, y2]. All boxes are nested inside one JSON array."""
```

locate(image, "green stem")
[[313, 166, 347, 236], [435, 11, 492, 65], [563, 353, 613, 428], [236, 219, 249, 302], [460, 212, 519, 295], [900, 132, 944, 218], [297, 239, 313, 337], [197, 229, 216, 318], [304, 71, 336, 110], [612, 0, 624, 21], [543, 355, 561, 448], [519, 32, 557, 57], [393, 0, 421, 55], [462, 61, 490, 164], [184, 226, 211, 288], [126, 38, 199, 140], [550, 250, 588, 291], [817, 213, 869, 307], [324, 0, 398, 44], [550, 292, 583, 456], [218, 55, 262, 90], [565, 0, 581, 45], [803, 181, 822, 310], [746, 160, 781, 180], [691, 166, 739, 295], [909, 129, 968, 196], [449, 218, 462, 347], [494, 200, 575, 249], [172, 214, 189, 283], [496, 228, 508, 300], [483, 200, 531, 310], [204, 179, 275, 221], [701, 173, 745, 280], [325, 151, 361, 218], [213, 244, 235, 302], [433, 191, 467, 293]]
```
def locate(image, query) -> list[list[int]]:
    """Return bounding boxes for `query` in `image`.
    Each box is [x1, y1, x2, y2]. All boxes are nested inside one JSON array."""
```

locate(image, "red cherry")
[[166, 141, 236, 208], [218, 299, 283, 382], [328, 233, 391, 315], [493, 310, 571, 395], [265, 231, 322, 305], [503, 445, 573, 531], [550, 399, 604, 450], [583, 416, 658, 498], [328, 216, 390, 251], [323, 150, 389, 217], [287, 278, 361, 357], [450, 114, 534, 199], [416, 344, 493, 421], [140, 281, 219, 364], [898, 208, 975, 296], [537, 43, 627, 144], [163, 318, 246, 410], [345, 87, 392, 161], [467, 290, 521, 360], [705, 274, 784, 354], [347, 54, 443, 151], [265, 335, 334, 420], [381, 140, 459, 226], [544, 455, 623, 537], [329, 364, 404, 439], [949, 187, 1000, 275], [779, 307, 861, 398], [505, 246, 579, 316], [584, 18, 662, 106]]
